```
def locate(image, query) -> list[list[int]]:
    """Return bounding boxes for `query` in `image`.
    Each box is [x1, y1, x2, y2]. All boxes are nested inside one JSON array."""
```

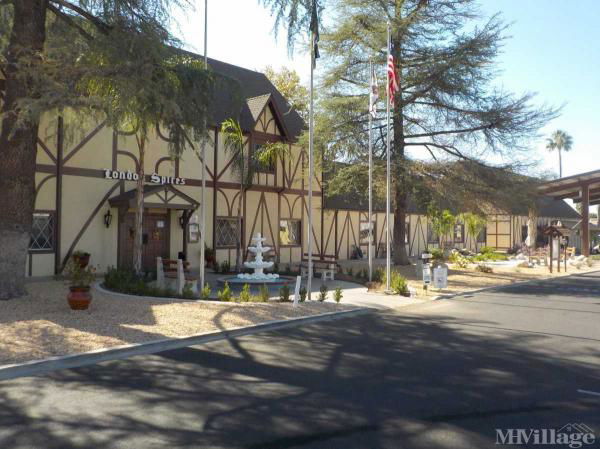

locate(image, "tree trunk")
[[133, 136, 145, 275], [0, 0, 48, 299], [527, 208, 537, 249], [558, 149, 562, 178], [235, 147, 244, 273]]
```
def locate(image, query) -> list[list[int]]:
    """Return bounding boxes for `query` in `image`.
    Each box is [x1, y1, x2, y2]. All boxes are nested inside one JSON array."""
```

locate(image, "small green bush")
[[279, 284, 291, 302], [390, 272, 410, 296], [218, 282, 232, 301], [318, 284, 328, 302], [476, 264, 493, 273], [200, 283, 211, 300], [430, 248, 445, 263], [333, 287, 343, 303], [299, 286, 307, 302], [181, 283, 195, 299], [480, 246, 495, 255], [220, 260, 231, 274], [259, 284, 270, 302], [239, 284, 251, 302], [449, 251, 470, 268], [372, 267, 384, 283]]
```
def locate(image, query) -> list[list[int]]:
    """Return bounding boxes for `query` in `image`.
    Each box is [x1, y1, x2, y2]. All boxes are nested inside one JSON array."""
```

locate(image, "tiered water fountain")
[[218, 233, 294, 288]]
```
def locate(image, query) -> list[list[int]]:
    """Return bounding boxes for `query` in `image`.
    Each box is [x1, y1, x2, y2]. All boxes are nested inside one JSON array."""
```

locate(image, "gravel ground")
[[0, 281, 353, 366]]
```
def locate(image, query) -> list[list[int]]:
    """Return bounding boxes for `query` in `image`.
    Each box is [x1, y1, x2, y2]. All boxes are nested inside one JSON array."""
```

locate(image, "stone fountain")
[[218, 233, 294, 289], [237, 233, 280, 281]]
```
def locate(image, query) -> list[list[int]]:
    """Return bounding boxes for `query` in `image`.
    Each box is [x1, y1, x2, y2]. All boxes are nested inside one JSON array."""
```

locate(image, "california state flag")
[[369, 65, 379, 118]]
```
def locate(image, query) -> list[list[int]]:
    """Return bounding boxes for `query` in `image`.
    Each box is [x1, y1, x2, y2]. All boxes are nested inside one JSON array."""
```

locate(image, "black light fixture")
[[103, 209, 113, 228], [179, 213, 186, 229]]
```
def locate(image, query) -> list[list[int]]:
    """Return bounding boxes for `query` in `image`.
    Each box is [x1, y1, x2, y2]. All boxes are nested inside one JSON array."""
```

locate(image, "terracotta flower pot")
[[73, 254, 90, 268], [68, 287, 92, 310]]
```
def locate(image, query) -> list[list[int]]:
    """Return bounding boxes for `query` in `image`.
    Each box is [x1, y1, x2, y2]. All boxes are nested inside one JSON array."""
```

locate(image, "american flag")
[[387, 54, 399, 106]]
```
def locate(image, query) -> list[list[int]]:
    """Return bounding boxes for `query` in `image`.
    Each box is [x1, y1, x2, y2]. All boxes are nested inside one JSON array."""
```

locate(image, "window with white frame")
[[215, 217, 240, 248], [279, 219, 301, 246], [29, 212, 55, 252]]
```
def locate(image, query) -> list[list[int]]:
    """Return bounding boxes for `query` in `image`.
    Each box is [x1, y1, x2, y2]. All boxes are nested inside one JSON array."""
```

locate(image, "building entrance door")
[[119, 212, 170, 271]]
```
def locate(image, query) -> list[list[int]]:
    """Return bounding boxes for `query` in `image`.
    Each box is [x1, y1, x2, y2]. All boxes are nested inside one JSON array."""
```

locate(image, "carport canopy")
[[538, 168, 600, 256]]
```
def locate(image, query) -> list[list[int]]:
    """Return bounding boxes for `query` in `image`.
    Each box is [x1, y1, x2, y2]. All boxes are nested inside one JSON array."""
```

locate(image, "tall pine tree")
[[317, 0, 557, 264]]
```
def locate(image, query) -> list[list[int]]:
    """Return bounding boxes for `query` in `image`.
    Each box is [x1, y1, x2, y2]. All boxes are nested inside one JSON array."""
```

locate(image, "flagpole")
[[368, 59, 373, 283], [199, 0, 208, 292], [307, 30, 315, 301], [385, 22, 391, 292]]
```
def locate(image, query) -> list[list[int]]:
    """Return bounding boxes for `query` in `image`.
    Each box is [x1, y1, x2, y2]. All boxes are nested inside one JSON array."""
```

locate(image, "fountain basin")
[[217, 275, 296, 289]]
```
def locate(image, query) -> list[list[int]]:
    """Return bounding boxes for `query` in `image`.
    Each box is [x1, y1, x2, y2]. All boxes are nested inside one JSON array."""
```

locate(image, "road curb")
[[434, 268, 600, 300], [0, 307, 371, 382]]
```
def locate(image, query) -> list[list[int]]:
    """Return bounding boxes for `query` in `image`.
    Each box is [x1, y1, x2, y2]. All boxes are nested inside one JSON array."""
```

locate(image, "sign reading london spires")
[[103, 169, 186, 186]]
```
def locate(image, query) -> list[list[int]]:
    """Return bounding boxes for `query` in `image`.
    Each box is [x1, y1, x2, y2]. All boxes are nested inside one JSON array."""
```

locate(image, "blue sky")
[[174, 0, 599, 179]]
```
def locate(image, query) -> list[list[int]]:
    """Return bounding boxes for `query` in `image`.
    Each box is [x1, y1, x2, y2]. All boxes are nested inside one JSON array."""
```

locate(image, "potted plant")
[[72, 250, 91, 268], [64, 258, 96, 310], [204, 245, 216, 268]]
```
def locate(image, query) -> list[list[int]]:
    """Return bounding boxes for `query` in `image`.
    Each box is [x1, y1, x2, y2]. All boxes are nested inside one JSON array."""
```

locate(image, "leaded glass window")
[[215, 218, 239, 247], [30, 213, 55, 251]]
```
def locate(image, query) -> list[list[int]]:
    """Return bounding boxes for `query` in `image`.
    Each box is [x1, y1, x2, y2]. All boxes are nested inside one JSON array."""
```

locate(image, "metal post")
[[385, 23, 391, 292], [199, 0, 208, 291], [307, 30, 315, 300], [368, 59, 373, 283]]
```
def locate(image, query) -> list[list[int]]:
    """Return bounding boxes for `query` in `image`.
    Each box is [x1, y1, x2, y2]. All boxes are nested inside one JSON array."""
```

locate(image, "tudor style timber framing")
[[6, 55, 583, 278]]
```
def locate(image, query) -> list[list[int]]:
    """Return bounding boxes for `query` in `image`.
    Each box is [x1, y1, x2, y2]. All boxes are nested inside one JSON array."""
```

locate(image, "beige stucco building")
[[26, 58, 581, 277]]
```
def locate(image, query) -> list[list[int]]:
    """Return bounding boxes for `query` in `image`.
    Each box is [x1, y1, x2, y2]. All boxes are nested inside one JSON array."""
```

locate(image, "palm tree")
[[546, 130, 573, 178], [221, 119, 250, 272], [220, 119, 291, 272]]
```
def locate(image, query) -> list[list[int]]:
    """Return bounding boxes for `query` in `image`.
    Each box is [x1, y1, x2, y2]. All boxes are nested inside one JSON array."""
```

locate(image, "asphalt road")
[[2, 272, 600, 449]]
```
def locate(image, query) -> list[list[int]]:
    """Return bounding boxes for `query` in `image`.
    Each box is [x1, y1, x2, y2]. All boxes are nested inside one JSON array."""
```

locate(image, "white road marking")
[[577, 389, 600, 397]]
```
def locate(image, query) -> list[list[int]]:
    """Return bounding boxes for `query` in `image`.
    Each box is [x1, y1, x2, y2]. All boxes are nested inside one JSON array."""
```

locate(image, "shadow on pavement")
[[1, 310, 599, 449]]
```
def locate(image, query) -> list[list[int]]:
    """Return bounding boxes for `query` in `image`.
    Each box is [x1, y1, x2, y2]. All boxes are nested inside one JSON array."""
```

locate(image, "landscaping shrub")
[[239, 284, 251, 302], [476, 264, 493, 273], [299, 286, 307, 302], [390, 272, 410, 296], [429, 248, 445, 263], [103, 266, 185, 298], [449, 250, 470, 268], [259, 284, 270, 302], [181, 283, 195, 299], [333, 287, 343, 303], [279, 284, 291, 302], [200, 283, 211, 300], [473, 252, 508, 262], [372, 267, 384, 283], [318, 284, 328, 302], [217, 282, 232, 301], [220, 260, 231, 274]]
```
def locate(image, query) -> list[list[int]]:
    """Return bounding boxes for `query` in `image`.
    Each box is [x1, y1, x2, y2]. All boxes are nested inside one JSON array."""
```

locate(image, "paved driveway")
[[1, 272, 599, 448]]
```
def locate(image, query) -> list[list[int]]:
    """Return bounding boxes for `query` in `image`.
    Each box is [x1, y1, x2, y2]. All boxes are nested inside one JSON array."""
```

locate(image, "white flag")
[[369, 65, 379, 118]]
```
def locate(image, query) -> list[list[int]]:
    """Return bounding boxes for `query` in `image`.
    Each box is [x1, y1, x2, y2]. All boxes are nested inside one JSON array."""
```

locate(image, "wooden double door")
[[119, 212, 170, 271]]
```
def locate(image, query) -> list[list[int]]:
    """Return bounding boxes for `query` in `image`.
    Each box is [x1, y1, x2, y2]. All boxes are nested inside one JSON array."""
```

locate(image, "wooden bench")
[[300, 254, 339, 281]]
